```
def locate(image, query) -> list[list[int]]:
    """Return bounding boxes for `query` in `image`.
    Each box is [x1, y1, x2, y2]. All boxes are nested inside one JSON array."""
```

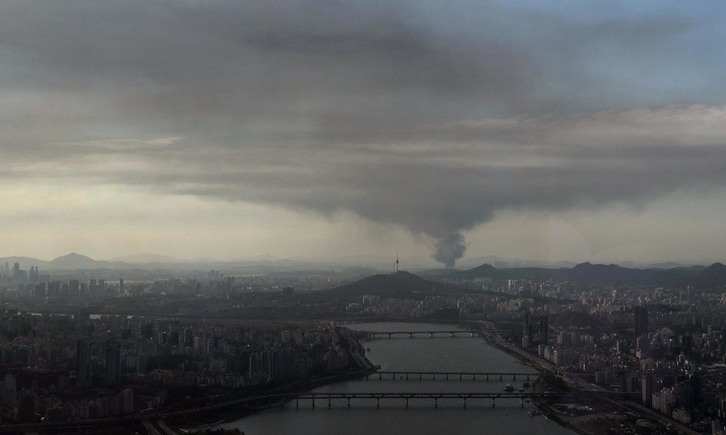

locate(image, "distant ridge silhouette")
[[442, 261, 726, 289]]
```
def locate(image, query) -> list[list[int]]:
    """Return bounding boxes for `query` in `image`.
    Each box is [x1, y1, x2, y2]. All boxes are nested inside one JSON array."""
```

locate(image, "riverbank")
[[176, 369, 379, 432], [478, 325, 696, 435], [477, 331, 588, 434], [176, 331, 377, 430]]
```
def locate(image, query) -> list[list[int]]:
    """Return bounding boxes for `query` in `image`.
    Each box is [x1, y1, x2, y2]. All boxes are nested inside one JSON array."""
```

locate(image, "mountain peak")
[[390, 270, 422, 280], [48, 252, 102, 270], [697, 263, 726, 288], [56, 252, 93, 260], [573, 262, 594, 269], [326, 271, 462, 299]]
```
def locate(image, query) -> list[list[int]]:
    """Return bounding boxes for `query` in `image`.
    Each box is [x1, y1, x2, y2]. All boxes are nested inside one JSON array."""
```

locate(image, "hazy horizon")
[[0, 250, 717, 272], [4, 1, 726, 267]]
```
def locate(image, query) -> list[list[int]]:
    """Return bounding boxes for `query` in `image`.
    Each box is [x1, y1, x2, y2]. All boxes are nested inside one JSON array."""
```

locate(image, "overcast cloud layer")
[[3, 1, 726, 266]]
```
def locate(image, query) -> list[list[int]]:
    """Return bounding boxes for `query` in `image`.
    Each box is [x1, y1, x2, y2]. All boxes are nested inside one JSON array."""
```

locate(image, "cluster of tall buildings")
[[1, 262, 44, 283], [0, 304, 363, 424], [521, 311, 548, 348]]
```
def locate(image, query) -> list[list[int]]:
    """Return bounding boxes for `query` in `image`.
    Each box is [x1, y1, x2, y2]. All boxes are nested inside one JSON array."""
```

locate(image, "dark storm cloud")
[[2, 1, 726, 266]]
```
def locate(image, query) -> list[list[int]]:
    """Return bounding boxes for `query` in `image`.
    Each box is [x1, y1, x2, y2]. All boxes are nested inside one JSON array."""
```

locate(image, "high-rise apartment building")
[[76, 339, 92, 387], [634, 306, 649, 337]]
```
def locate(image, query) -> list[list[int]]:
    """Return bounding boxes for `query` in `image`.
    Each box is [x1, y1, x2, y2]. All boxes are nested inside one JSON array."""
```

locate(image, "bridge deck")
[[367, 371, 537, 381], [362, 330, 476, 337], [286, 391, 560, 409], [295, 392, 554, 399], [360, 330, 509, 339]]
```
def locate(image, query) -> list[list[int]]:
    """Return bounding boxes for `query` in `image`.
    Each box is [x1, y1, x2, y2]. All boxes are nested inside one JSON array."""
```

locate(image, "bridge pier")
[[347, 398, 351, 408], [419, 373, 422, 380], [296, 398, 299, 409], [520, 398, 524, 408], [429, 332, 434, 338], [405, 398, 409, 409], [491, 398, 496, 409], [408, 333, 414, 339], [434, 398, 438, 409], [459, 373, 462, 381], [513, 374, 516, 381], [387, 333, 392, 339], [472, 374, 476, 381], [376, 398, 380, 409], [328, 397, 332, 408], [312, 397, 316, 409], [462, 398, 467, 409], [446, 373, 449, 381]]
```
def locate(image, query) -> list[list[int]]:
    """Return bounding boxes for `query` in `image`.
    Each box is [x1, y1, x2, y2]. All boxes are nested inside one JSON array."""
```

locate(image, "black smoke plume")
[[433, 233, 467, 269]]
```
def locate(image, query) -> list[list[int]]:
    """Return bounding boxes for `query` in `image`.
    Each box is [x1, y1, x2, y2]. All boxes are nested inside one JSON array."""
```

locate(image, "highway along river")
[[217, 322, 576, 435]]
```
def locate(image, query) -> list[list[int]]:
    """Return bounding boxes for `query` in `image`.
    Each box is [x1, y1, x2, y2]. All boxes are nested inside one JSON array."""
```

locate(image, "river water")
[[219, 322, 576, 435]]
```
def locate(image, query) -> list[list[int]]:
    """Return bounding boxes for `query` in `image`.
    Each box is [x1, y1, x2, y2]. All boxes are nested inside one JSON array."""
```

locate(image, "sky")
[[3, 0, 726, 267]]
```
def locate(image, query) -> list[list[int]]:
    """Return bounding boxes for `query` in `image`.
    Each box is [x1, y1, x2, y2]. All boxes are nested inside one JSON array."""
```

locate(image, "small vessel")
[[504, 383, 515, 392]]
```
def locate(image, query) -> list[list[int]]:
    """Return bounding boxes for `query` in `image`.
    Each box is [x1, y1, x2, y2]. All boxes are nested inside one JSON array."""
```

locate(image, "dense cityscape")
[[0, 255, 725, 434], [5, 1, 726, 434]]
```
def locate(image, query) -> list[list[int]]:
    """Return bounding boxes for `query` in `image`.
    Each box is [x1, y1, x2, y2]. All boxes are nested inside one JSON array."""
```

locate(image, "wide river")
[[218, 322, 576, 435]]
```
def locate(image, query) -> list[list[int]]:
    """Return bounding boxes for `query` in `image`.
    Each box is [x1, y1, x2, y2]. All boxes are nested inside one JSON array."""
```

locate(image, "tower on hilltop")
[[395, 253, 399, 273]]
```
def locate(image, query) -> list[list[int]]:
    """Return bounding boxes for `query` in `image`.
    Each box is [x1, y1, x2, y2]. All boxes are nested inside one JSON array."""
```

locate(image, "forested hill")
[[437, 262, 726, 289]]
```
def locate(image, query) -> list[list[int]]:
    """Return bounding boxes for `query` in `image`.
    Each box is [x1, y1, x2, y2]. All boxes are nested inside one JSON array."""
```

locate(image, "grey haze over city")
[[3, 1, 726, 267]]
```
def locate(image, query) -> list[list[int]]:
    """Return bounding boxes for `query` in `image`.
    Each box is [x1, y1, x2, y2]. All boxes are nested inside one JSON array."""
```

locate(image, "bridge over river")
[[365, 371, 537, 381], [286, 391, 560, 409], [360, 329, 508, 339]]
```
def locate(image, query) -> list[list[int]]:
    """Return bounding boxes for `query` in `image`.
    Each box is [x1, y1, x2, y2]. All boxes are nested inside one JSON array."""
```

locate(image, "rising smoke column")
[[433, 232, 467, 269]]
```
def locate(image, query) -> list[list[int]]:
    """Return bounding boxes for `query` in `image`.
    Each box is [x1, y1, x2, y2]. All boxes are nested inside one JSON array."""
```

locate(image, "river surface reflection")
[[219, 322, 576, 435]]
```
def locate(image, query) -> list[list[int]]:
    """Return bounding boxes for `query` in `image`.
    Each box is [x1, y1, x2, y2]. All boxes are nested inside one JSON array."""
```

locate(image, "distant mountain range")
[[437, 261, 725, 289], [2, 252, 726, 289], [0, 253, 134, 271], [0, 252, 384, 274]]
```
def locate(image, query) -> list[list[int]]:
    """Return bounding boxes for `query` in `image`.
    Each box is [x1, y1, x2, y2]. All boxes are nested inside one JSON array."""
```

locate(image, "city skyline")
[[3, 1, 726, 266]]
